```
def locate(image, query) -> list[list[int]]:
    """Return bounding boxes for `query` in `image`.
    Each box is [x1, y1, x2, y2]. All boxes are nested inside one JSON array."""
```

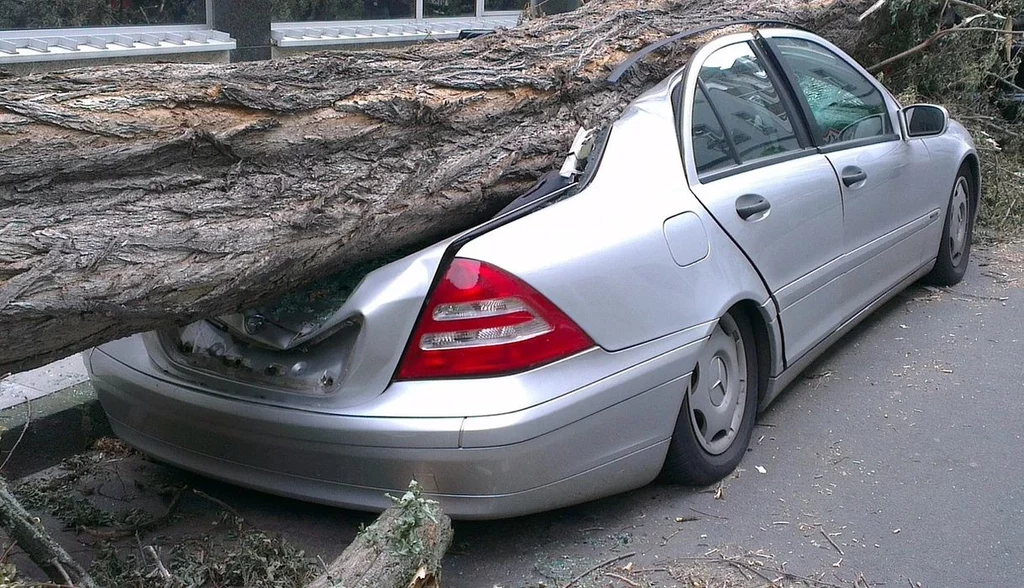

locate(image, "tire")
[[924, 163, 975, 286], [661, 310, 758, 486]]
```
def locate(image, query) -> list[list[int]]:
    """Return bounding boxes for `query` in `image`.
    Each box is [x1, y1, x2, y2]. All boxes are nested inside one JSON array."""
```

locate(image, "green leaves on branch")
[[876, 0, 1024, 102]]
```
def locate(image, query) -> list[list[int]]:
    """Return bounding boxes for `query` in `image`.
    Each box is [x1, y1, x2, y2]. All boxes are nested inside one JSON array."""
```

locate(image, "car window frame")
[[676, 33, 820, 185], [756, 30, 903, 153]]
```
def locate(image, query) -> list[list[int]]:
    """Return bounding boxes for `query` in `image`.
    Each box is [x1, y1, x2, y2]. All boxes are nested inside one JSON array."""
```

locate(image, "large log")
[[305, 482, 453, 588], [0, 0, 874, 374]]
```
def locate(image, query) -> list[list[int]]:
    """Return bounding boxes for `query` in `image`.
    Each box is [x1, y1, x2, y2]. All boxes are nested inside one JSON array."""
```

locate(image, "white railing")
[[0, 25, 235, 64], [271, 13, 519, 47]]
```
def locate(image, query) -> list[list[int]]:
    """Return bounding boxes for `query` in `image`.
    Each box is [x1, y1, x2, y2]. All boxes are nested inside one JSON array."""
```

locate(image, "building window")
[[483, 0, 522, 11], [423, 0, 474, 18], [0, 0, 205, 30], [270, 0, 415, 21]]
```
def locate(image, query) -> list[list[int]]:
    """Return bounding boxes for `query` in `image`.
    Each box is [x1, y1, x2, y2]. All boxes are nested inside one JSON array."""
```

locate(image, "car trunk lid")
[[146, 244, 451, 413]]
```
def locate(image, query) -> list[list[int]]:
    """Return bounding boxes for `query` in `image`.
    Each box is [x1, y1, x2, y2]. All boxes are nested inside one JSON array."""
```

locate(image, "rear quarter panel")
[[458, 85, 771, 352]]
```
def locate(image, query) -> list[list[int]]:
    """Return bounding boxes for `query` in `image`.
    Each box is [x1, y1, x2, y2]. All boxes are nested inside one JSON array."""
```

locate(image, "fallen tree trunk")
[[305, 482, 453, 588], [0, 0, 874, 374]]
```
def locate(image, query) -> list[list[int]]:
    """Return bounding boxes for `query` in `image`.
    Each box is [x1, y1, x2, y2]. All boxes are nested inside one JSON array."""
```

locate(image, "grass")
[[8, 442, 319, 588]]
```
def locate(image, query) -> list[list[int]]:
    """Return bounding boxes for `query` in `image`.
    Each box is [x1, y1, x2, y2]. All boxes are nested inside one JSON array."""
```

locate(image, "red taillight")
[[396, 258, 595, 380]]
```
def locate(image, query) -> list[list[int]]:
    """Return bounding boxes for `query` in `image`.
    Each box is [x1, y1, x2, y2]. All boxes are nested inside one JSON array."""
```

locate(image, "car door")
[[680, 37, 847, 364], [762, 33, 941, 317]]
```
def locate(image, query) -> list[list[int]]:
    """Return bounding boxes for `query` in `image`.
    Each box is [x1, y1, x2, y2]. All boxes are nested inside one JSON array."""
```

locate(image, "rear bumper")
[[89, 333, 705, 519]]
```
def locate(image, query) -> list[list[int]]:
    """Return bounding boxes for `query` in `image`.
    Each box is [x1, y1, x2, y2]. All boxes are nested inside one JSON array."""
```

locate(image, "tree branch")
[[947, 0, 1004, 19], [869, 26, 1024, 72], [0, 478, 99, 588]]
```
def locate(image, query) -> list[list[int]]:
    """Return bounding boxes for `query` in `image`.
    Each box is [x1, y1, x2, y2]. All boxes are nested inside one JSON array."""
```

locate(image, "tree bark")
[[0, 477, 99, 588], [304, 488, 453, 588], [0, 0, 873, 374]]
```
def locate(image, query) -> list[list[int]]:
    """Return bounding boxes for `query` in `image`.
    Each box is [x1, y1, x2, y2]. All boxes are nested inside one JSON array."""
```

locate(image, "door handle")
[[841, 166, 867, 187], [736, 193, 770, 220]]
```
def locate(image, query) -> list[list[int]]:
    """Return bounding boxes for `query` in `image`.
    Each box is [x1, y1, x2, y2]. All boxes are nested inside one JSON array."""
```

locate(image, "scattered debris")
[[820, 528, 845, 556], [561, 552, 635, 588]]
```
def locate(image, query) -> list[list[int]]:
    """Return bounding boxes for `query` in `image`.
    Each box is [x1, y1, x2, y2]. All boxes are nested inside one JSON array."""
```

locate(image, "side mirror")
[[903, 104, 949, 137]]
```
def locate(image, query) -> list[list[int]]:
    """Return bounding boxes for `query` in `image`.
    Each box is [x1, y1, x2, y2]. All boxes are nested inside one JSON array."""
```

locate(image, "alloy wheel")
[[688, 314, 748, 455], [948, 175, 970, 267]]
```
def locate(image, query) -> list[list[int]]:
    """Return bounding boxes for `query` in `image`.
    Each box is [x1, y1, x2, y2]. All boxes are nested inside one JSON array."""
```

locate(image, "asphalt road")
[[437, 240, 1024, 587], [19, 241, 1024, 587]]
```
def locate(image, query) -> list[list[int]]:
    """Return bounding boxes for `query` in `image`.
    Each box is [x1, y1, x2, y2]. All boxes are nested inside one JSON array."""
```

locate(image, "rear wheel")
[[661, 310, 758, 486], [924, 164, 975, 285]]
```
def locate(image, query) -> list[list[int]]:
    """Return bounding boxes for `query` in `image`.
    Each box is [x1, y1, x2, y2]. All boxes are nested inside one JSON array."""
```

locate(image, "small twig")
[[1000, 195, 1020, 231], [942, 287, 1009, 301], [143, 545, 172, 585], [992, 74, 1024, 97], [689, 507, 728, 520], [603, 571, 640, 587], [820, 527, 845, 555], [947, 0, 1002, 18], [723, 555, 773, 582], [858, 0, 887, 22], [191, 488, 242, 520], [727, 555, 845, 588], [50, 559, 73, 587], [1, 540, 18, 562], [973, 116, 1024, 140], [0, 396, 31, 472], [660, 529, 682, 546], [562, 552, 635, 588], [672, 554, 847, 588]]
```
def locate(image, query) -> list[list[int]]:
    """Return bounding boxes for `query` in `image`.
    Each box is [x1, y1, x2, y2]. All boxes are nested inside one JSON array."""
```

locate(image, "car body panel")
[[90, 324, 707, 518], [88, 27, 979, 518], [687, 152, 845, 363]]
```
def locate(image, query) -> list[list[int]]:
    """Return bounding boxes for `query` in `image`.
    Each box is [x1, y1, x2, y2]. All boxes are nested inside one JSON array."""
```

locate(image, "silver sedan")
[[88, 27, 978, 519]]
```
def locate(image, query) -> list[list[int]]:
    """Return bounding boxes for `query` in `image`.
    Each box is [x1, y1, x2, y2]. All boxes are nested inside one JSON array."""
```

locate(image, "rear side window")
[[692, 86, 735, 175], [691, 41, 800, 176], [771, 37, 892, 145]]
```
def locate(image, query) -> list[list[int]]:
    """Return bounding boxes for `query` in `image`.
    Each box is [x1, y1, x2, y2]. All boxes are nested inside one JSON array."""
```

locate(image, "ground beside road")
[[4, 240, 1023, 587]]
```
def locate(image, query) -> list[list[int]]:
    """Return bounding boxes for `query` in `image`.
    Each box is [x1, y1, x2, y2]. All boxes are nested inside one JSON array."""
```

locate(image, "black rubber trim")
[[697, 79, 741, 167], [817, 133, 901, 154], [759, 36, 823, 145], [607, 19, 811, 84], [697, 147, 819, 184], [750, 35, 814, 149], [671, 62, 694, 182]]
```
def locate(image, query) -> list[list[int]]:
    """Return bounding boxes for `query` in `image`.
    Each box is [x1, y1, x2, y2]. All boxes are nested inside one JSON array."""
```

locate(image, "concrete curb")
[[0, 380, 111, 480]]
